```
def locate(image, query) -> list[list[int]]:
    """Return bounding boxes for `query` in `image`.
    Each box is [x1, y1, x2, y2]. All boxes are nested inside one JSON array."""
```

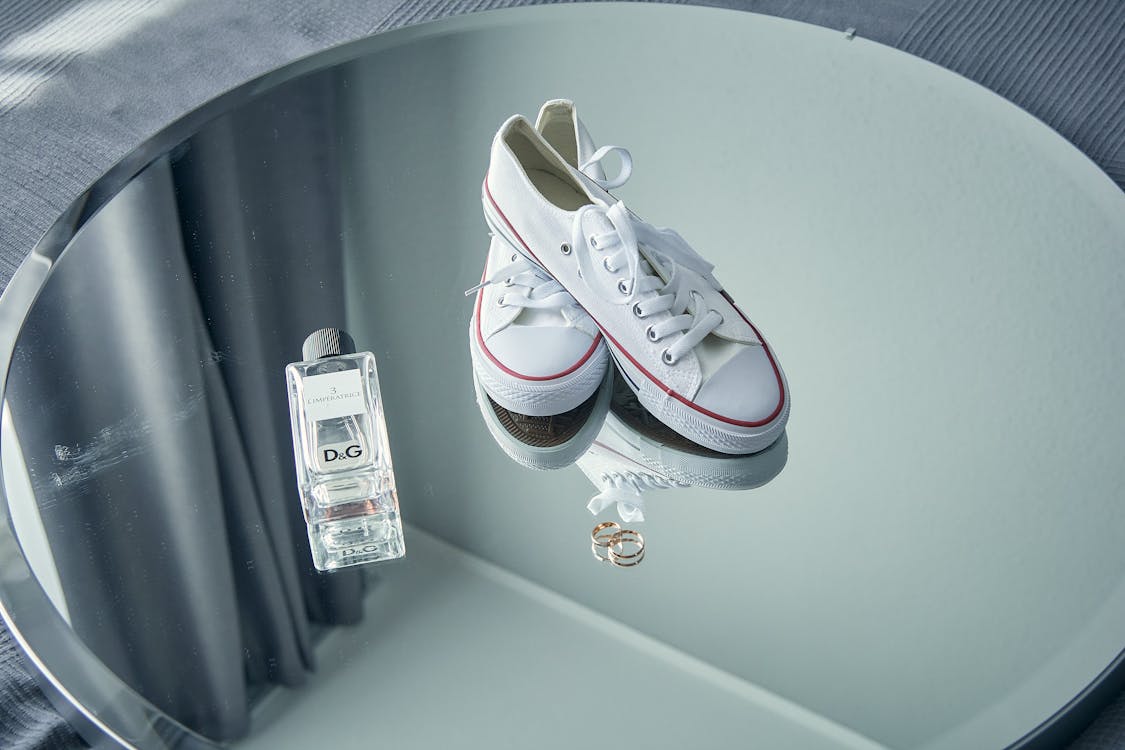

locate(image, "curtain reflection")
[[4, 70, 363, 742]]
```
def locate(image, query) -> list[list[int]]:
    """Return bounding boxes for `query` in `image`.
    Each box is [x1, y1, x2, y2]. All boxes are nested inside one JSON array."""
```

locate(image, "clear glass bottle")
[[286, 328, 404, 570]]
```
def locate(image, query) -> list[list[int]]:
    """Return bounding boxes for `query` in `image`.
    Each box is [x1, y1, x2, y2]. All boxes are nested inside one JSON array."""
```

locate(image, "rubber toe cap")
[[484, 325, 599, 380], [693, 345, 784, 424]]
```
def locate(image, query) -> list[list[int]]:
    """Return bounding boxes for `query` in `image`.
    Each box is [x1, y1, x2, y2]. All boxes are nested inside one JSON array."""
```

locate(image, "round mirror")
[[1, 5, 1124, 749]]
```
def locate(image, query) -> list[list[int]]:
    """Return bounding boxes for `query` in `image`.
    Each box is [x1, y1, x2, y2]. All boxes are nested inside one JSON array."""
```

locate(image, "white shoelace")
[[465, 244, 583, 321], [574, 201, 741, 364], [579, 145, 633, 191]]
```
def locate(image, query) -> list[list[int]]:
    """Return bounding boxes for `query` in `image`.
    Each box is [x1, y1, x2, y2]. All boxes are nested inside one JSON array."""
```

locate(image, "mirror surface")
[[2, 5, 1125, 750]]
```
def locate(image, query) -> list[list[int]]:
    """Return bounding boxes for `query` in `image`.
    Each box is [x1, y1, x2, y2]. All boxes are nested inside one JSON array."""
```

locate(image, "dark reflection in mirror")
[[2, 71, 360, 742], [577, 372, 788, 521], [474, 367, 787, 565]]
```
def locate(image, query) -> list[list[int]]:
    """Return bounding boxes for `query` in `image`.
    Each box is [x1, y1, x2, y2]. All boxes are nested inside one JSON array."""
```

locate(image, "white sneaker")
[[466, 100, 624, 417], [578, 370, 788, 521], [483, 114, 789, 454], [467, 235, 608, 416], [472, 364, 612, 471]]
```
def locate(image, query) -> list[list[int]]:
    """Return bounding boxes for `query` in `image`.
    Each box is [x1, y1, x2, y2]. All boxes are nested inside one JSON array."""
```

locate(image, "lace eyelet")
[[632, 303, 644, 317], [661, 349, 676, 365], [646, 326, 658, 342], [504, 278, 513, 287], [617, 280, 629, 294], [603, 258, 613, 272], [560, 242, 572, 255], [589, 236, 599, 249], [496, 295, 506, 307], [510, 253, 518, 262]]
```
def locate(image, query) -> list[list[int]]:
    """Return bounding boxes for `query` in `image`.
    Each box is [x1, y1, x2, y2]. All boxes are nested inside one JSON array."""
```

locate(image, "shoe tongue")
[[641, 252, 668, 283]]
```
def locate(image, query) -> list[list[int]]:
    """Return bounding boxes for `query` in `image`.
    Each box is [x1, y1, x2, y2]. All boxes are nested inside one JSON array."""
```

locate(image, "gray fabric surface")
[[0, 1, 1122, 749], [0, 0, 399, 290], [899, 0, 1125, 191], [1075, 700, 1125, 750], [0, 626, 79, 750], [373, 0, 924, 42]]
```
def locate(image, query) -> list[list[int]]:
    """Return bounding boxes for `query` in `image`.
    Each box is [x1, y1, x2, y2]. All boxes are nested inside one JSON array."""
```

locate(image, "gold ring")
[[609, 529, 645, 565], [610, 549, 645, 567], [591, 521, 620, 547]]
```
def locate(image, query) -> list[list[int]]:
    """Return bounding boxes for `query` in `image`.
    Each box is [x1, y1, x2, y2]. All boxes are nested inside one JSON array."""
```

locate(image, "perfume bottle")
[[286, 328, 405, 570]]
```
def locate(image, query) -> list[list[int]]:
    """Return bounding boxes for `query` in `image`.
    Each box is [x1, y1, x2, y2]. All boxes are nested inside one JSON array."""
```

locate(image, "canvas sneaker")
[[579, 370, 788, 520], [472, 364, 613, 471], [467, 234, 608, 416], [467, 100, 628, 417], [482, 114, 789, 454]]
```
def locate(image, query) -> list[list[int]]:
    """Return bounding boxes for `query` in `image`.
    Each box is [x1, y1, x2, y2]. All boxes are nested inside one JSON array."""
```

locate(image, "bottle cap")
[[302, 328, 357, 360]]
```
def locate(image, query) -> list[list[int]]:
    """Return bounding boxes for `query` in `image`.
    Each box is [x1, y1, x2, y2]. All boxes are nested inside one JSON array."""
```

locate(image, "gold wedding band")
[[608, 529, 645, 563], [590, 523, 646, 567], [591, 521, 620, 547], [609, 549, 645, 567]]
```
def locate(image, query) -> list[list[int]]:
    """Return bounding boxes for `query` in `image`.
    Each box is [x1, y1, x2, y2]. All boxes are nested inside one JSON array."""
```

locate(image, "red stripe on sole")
[[473, 222, 603, 382]]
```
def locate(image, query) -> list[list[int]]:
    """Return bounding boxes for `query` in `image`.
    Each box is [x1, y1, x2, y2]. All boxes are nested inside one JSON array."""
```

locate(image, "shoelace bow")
[[587, 469, 685, 522], [574, 201, 747, 364]]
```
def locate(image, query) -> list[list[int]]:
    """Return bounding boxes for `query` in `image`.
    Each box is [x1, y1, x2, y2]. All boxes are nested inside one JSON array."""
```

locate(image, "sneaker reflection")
[[471, 365, 613, 471], [578, 371, 788, 523], [473, 365, 787, 522]]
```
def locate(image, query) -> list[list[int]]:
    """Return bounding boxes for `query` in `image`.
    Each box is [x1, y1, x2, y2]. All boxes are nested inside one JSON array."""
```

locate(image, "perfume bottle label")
[[316, 440, 367, 471], [303, 370, 366, 421]]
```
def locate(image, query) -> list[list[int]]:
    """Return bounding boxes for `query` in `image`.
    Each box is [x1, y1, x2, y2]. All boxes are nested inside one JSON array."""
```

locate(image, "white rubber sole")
[[468, 316, 609, 417], [601, 411, 788, 488], [610, 346, 790, 455]]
